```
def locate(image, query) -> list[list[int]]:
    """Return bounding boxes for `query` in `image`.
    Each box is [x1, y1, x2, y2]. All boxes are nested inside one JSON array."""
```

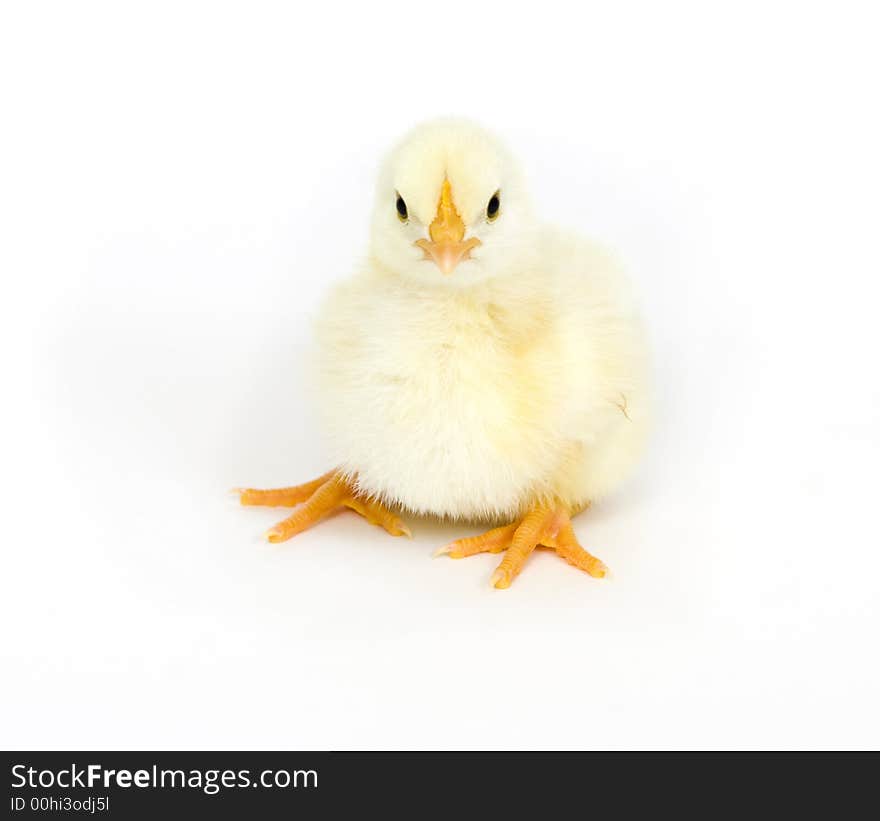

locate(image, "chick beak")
[[415, 179, 481, 275]]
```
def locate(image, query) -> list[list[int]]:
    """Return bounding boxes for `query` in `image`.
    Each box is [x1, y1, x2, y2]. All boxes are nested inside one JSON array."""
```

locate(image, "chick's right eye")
[[396, 195, 408, 221]]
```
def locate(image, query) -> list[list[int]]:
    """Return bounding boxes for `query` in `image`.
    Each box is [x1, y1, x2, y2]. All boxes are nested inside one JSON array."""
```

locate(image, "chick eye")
[[396, 194, 408, 222], [487, 191, 500, 221]]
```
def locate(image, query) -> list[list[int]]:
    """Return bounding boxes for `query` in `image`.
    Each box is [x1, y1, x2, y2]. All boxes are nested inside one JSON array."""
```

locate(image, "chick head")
[[370, 118, 534, 287]]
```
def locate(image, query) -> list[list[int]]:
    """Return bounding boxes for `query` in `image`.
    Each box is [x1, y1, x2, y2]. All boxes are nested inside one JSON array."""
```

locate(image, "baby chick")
[[239, 119, 650, 589]]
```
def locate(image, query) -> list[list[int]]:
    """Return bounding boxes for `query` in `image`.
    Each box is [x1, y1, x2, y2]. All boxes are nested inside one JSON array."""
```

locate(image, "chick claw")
[[436, 502, 607, 589], [237, 471, 410, 542]]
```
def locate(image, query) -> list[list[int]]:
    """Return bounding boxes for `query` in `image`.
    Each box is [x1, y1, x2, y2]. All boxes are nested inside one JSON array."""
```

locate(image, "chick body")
[[315, 217, 650, 522]]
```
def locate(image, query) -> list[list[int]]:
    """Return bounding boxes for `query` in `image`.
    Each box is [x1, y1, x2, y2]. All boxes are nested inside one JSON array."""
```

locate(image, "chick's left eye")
[[487, 191, 500, 221], [396, 195, 408, 221]]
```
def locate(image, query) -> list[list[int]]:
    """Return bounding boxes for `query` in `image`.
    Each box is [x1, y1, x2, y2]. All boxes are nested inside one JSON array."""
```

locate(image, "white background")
[[2, 1, 879, 750]]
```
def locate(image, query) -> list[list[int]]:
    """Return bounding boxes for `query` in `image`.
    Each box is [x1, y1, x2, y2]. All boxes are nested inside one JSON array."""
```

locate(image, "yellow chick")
[[239, 119, 650, 589]]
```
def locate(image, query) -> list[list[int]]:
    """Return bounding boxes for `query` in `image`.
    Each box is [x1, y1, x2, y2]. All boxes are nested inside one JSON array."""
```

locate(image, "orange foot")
[[435, 502, 607, 589], [236, 470, 410, 543]]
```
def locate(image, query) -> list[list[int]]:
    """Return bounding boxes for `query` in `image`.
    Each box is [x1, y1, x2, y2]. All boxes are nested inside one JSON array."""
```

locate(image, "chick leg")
[[236, 472, 410, 542], [436, 502, 607, 589]]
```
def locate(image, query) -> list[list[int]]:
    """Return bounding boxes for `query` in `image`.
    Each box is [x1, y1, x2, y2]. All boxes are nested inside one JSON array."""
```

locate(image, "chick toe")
[[437, 522, 518, 558], [490, 505, 558, 588], [550, 522, 608, 578], [237, 471, 335, 508], [342, 494, 411, 537]]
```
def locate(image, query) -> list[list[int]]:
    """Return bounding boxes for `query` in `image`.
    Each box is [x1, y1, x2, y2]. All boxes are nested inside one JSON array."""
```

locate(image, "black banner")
[[1, 751, 875, 818]]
